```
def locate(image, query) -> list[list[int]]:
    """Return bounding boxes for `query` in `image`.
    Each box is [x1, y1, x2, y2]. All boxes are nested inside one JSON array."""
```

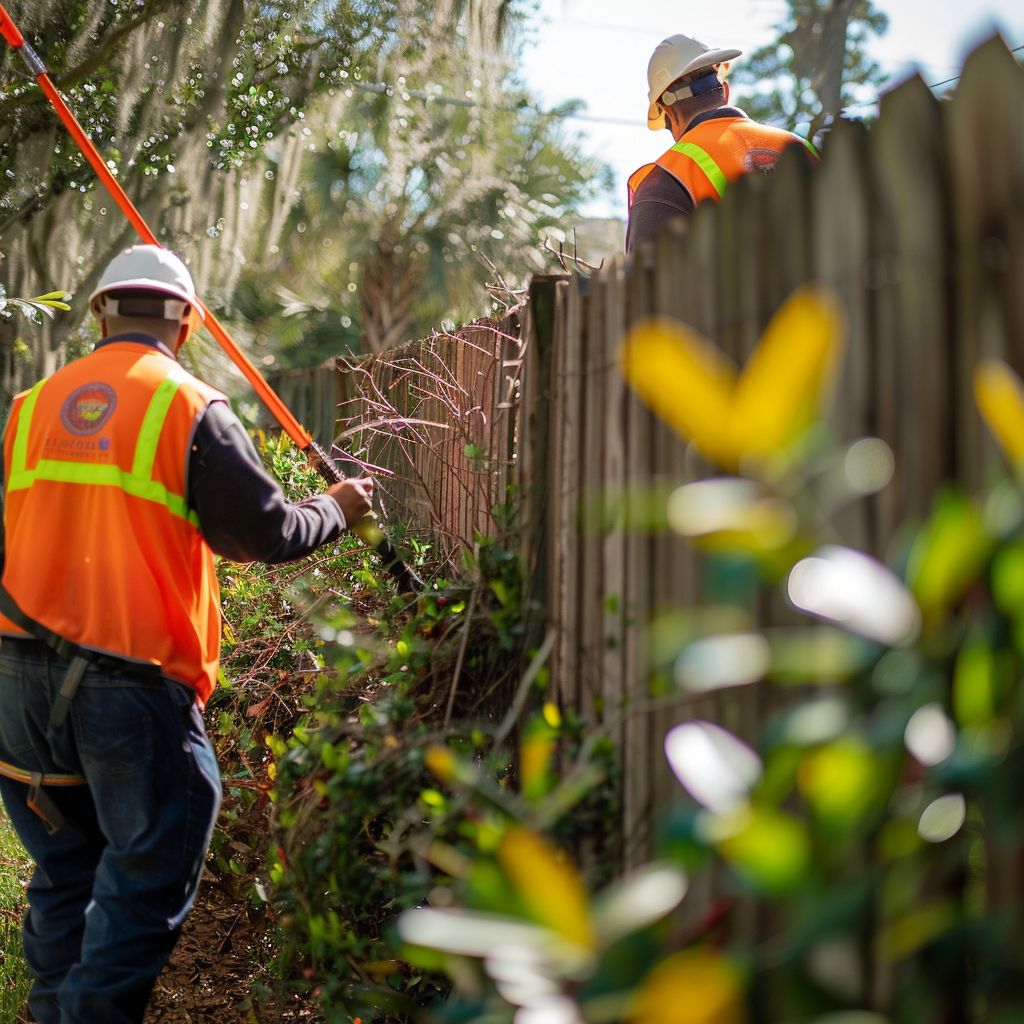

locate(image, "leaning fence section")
[[518, 37, 1024, 870], [331, 317, 523, 568]]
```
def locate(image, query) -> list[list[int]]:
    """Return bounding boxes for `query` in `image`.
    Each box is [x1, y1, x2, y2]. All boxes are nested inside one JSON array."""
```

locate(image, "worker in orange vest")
[[0, 245, 373, 1024], [626, 34, 818, 252]]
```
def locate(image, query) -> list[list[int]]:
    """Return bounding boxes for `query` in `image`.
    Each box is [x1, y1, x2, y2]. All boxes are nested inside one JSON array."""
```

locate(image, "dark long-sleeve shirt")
[[187, 398, 344, 563]]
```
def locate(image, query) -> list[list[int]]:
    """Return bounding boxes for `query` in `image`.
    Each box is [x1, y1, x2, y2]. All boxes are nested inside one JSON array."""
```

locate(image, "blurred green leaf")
[[907, 491, 992, 617], [713, 805, 811, 893]]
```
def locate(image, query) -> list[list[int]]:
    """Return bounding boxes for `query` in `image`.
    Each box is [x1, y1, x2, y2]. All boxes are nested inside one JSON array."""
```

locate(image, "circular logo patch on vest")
[[744, 147, 783, 174], [60, 383, 118, 436]]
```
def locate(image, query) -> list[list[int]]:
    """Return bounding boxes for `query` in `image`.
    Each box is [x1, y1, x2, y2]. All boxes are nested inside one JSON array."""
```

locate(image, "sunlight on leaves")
[[591, 863, 688, 947], [917, 794, 966, 843], [666, 478, 797, 552], [788, 546, 920, 646]]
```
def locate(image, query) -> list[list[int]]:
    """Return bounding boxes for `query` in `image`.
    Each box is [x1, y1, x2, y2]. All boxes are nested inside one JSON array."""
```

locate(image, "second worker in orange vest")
[[626, 34, 818, 253]]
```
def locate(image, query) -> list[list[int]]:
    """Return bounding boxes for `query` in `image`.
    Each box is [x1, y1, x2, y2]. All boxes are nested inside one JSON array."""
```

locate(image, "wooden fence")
[[285, 36, 1023, 868], [517, 35, 1024, 865], [282, 317, 522, 569]]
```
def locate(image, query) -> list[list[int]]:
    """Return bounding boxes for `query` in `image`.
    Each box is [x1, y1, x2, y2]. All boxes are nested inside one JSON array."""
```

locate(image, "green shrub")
[[0, 816, 31, 1021]]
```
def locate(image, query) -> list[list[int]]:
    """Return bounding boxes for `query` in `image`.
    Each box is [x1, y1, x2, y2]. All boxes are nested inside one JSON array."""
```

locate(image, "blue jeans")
[[0, 639, 221, 1024]]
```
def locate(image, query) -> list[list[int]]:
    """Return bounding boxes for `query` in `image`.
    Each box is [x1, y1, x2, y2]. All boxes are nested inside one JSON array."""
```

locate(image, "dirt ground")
[[15, 875, 322, 1024], [144, 877, 324, 1024]]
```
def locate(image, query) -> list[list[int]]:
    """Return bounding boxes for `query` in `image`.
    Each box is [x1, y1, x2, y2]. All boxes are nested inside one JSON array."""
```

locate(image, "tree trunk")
[[811, 0, 859, 138]]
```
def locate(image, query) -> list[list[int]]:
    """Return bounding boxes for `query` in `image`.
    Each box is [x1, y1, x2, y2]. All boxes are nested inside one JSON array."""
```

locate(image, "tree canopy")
[[0, 0, 604, 393], [731, 0, 889, 135]]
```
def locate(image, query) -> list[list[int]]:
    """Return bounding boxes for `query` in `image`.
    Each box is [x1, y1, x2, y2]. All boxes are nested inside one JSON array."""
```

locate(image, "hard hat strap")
[[100, 296, 189, 321], [663, 70, 723, 105]]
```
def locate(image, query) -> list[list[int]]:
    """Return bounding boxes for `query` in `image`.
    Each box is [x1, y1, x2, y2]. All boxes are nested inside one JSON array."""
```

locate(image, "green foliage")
[[731, 0, 889, 132], [0, 285, 71, 324], [231, 1, 607, 362], [0, 1, 387, 222], [0, 816, 32, 1021]]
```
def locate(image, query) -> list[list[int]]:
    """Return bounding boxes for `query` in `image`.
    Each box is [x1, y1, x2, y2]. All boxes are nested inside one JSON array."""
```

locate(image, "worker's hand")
[[328, 477, 374, 528]]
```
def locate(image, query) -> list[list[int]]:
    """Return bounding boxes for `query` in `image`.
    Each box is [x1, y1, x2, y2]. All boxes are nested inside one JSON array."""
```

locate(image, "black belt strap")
[[48, 657, 89, 729], [0, 582, 92, 665]]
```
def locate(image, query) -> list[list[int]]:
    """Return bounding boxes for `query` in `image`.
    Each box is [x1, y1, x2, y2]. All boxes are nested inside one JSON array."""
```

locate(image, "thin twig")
[[443, 584, 480, 729], [493, 628, 557, 748]]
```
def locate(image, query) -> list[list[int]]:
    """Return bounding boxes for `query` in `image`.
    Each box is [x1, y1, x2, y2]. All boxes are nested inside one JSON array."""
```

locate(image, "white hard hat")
[[89, 244, 204, 322], [647, 34, 742, 130]]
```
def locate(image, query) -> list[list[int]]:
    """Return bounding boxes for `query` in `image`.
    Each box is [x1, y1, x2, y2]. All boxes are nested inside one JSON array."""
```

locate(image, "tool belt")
[[0, 755, 86, 834], [0, 649, 89, 834]]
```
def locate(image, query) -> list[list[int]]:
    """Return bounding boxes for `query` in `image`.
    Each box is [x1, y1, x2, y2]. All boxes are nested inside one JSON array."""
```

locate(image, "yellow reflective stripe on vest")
[[671, 141, 729, 199], [133, 366, 190, 479], [10, 379, 46, 485], [7, 369, 199, 527]]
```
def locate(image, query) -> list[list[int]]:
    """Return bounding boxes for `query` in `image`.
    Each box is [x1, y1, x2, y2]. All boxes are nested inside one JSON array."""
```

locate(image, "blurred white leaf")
[[514, 996, 583, 1024], [398, 907, 550, 956], [591, 862, 688, 947], [667, 478, 796, 548], [918, 793, 966, 843], [904, 703, 957, 766], [675, 632, 771, 693], [664, 721, 762, 814], [845, 438, 895, 494], [784, 697, 849, 746], [486, 946, 560, 1006], [788, 546, 920, 646]]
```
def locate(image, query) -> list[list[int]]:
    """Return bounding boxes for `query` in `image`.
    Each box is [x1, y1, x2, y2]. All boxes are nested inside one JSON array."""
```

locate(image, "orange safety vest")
[[1, 341, 226, 704], [628, 116, 818, 211]]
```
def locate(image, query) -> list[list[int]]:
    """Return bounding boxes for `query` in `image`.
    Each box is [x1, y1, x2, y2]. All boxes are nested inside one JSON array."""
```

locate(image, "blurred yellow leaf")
[[543, 701, 562, 728], [425, 744, 457, 783], [620, 316, 736, 467], [620, 287, 845, 472], [730, 287, 846, 459], [798, 739, 879, 827], [714, 805, 810, 893], [906, 492, 992, 617], [497, 829, 594, 949], [974, 358, 1024, 466], [627, 948, 747, 1024]]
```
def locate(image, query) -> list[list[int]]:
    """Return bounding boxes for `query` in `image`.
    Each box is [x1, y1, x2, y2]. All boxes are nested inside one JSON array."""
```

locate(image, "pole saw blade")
[[0, 4, 424, 593]]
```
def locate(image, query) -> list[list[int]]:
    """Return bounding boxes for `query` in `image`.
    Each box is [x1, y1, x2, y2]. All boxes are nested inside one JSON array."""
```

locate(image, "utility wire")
[[928, 41, 1024, 87]]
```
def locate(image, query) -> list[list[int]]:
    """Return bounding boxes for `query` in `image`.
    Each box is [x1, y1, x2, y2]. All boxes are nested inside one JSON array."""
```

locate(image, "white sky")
[[519, 0, 1024, 218]]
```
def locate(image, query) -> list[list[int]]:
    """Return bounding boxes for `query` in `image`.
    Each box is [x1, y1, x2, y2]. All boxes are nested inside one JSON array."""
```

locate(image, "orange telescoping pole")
[[0, 5, 422, 591]]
